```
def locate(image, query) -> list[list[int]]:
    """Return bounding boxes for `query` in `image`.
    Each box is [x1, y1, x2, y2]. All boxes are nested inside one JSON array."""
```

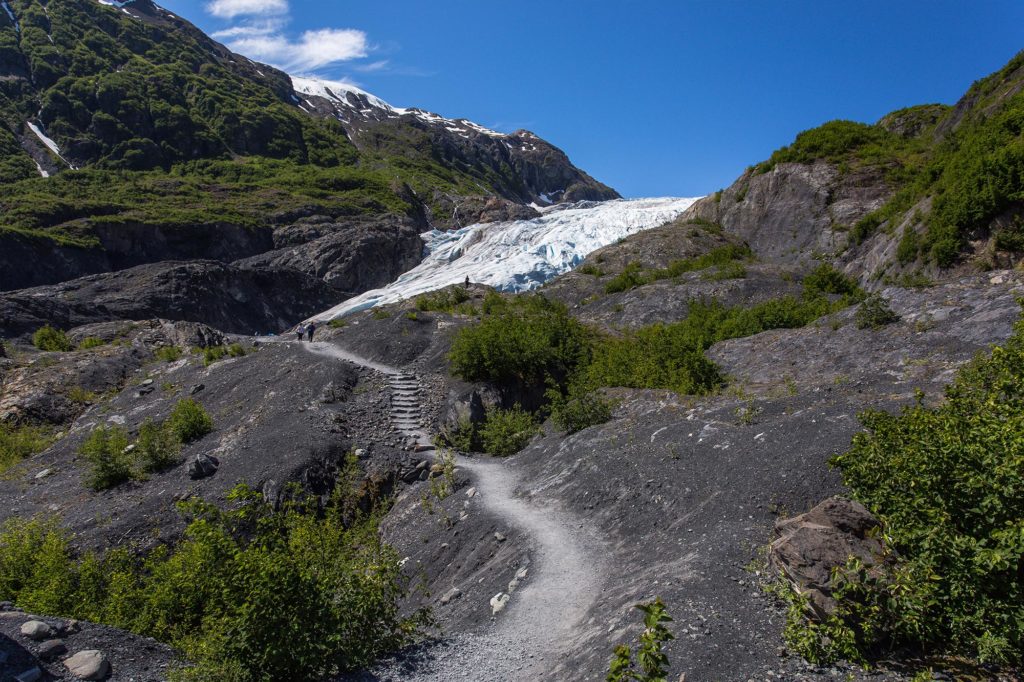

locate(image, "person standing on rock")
[[295, 325, 304, 342], [464, 275, 470, 288], [307, 321, 317, 342]]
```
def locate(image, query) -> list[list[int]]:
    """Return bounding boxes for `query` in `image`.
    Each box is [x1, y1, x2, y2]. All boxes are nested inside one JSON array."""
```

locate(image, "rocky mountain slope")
[[0, 0, 615, 294], [683, 50, 1024, 284]]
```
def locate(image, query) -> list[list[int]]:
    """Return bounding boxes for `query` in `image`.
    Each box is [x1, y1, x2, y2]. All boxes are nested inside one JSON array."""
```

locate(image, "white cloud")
[[227, 28, 368, 72], [210, 19, 284, 39], [206, 0, 288, 19]]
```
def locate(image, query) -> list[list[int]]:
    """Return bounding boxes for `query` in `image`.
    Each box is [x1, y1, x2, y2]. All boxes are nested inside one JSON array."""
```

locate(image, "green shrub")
[[896, 226, 920, 264], [405, 310, 418, 321], [0, 477, 428, 681], [479, 405, 539, 456], [32, 325, 72, 352], [167, 399, 213, 444], [79, 425, 134, 490], [371, 308, 390, 320], [0, 424, 52, 475], [135, 418, 181, 473], [155, 346, 182, 363], [440, 416, 477, 452], [801, 263, 863, 300], [577, 263, 603, 276], [448, 293, 591, 394], [327, 318, 346, 329], [548, 389, 614, 435], [607, 598, 675, 682], [414, 287, 472, 313], [201, 343, 245, 366], [804, 312, 1024, 667], [855, 294, 899, 329], [603, 245, 753, 293], [701, 261, 747, 281], [604, 262, 647, 294], [77, 337, 106, 351]]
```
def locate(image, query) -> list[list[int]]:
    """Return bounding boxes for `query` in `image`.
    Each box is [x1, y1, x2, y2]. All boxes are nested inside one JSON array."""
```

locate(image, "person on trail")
[[464, 275, 470, 288], [307, 321, 316, 342], [295, 325, 304, 342]]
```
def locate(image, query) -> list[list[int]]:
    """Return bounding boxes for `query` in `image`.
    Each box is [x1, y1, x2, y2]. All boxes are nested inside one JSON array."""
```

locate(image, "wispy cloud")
[[207, 0, 376, 75], [229, 28, 369, 72], [207, 0, 287, 19]]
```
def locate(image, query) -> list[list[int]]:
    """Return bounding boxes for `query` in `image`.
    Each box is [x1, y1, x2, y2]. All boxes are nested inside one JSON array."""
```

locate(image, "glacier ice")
[[309, 197, 699, 322]]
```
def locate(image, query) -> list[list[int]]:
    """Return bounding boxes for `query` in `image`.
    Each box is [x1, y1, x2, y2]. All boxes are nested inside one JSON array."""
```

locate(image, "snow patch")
[[34, 161, 49, 178], [1, 0, 20, 32], [27, 121, 76, 169], [309, 197, 700, 321]]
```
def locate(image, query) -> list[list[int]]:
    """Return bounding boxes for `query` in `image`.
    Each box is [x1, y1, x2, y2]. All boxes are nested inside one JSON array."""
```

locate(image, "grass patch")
[[201, 343, 245, 366], [414, 287, 475, 314], [603, 244, 754, 294], [155, 346, 183, 363], [77, 337, 106, 351], [0, 424, 53, 475]]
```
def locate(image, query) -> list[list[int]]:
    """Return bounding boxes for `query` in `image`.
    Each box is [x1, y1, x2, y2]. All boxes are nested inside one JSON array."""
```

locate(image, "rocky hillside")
[[684, 50, 1024, 284], [0, 0, 615, 293]]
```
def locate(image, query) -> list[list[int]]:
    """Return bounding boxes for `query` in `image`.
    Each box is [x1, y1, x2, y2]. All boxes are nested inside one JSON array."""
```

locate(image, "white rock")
[[20, 620, 54, 641], [64, 650, 110, 680], [490, 592, 510, 615], [34, 468, 52, 479]]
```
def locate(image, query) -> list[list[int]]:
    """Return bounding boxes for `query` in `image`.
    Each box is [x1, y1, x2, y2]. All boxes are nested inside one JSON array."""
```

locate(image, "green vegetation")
[[855, 294, 900, 330], [607, 598, 675, 682], [781, 311, 1024, 668], [547, 389, 614, 435], [167, 398, 213, 444], [604, 244, 753, 294], [327, 318, 347, 329], [79, 425, 134, 490], [79, 398, 208, 488], [0, 473, 429, 681], [478, 405, 540, 456], [448, 293, 592, 396], [77, 337, 106, 350], [754, 120, 909, 174], [414, 287, 475, 314], [201, 343, 245, 366], [155, 346, 183, 363], [577, 263, 604, 276], [32, 325, 72, 352], [0, 424, 52, 475]]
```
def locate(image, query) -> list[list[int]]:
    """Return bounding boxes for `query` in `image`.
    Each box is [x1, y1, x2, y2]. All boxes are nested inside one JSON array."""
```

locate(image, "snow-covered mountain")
[[309, 197, 699, 321]]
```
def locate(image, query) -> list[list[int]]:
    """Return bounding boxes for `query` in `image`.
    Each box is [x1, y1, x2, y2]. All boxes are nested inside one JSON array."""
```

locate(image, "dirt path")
[[303, 341, 607, 681]]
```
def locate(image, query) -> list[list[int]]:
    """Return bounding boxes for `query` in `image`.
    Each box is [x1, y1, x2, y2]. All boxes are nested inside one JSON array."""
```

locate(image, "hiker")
[[464, 275, 470, 288], [295, 325, 304, 342], [307, 321, 316, 342]]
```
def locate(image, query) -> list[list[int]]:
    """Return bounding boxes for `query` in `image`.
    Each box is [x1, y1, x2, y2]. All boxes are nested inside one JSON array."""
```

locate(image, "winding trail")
[[303, 341, 606, 681]]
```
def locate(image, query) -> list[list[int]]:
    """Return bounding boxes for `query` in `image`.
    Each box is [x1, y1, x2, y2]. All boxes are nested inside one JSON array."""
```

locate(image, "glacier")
[[308, 197, 699, 322]]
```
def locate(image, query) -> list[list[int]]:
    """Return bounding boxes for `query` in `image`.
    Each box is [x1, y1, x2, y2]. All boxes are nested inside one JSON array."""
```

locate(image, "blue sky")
[[159, 0, 1024, 198]]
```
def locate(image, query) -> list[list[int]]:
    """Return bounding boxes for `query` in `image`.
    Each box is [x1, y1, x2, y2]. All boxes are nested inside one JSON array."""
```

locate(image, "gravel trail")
[[304, 341, 608, 681]]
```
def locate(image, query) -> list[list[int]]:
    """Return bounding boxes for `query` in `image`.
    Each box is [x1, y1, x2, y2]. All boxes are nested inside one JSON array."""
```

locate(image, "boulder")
[[19, 620, 54, 641], [37, 638, 67, 660], [768, 496, 887, 620], [63, 649, 110, 680], [188, 453, 220, 480]]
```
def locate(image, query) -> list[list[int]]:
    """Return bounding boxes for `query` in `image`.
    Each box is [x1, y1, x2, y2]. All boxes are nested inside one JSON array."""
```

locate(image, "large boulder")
[[768, 496, 887, 620]]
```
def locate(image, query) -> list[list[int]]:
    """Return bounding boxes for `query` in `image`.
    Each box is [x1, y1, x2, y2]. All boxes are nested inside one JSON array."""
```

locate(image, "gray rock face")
[[684, 162, 889, 263], [237, 216, 424, 295], [769, 496, 886, 620], [0, 260, 341, 338]]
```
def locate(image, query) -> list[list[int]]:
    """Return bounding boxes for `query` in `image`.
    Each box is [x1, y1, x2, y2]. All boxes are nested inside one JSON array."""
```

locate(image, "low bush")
[[135, 418, 181, 474], [327, 318, 347, 329], [802, 263, 863, 300], [547, 389, 614, 434], [79, 425, 134, 491], [576, 263, 603, 276], [478, 405, 539, 456], [77, 337, 106, 351], [32, 325, 72, 352], [607, 598, 675, 682], [0, 475, 429, 681], [603, 245, 754, 294], [201, 343, 245, 366], [786, 311, 1024, 667], [155, 346, 183, 363], [448, 293, 591, 394], [414, 287, 473, 313], [855, 294, 899, 329], [0, 424, 52, 475], [167, 398, 213, 444]]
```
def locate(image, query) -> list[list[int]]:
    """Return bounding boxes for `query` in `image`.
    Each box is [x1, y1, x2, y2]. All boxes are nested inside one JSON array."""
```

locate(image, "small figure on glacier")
[[464, 275, 470, 288], [306, 321, 317, 342]]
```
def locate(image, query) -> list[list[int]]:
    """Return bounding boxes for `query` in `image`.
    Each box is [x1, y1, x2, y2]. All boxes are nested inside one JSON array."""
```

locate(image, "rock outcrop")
[[769, 496, 887, 620], [0, 261, 341, 338]]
